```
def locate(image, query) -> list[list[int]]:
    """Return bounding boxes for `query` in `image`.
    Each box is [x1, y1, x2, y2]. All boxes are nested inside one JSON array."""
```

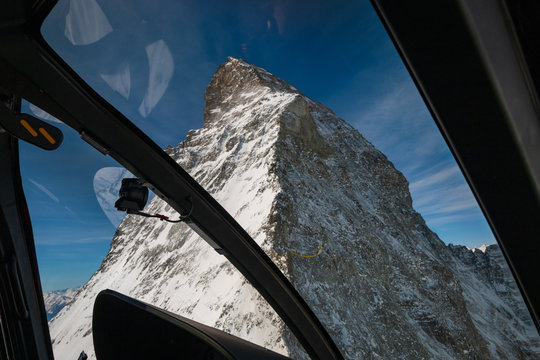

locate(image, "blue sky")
[[20, 0, 494, 291]]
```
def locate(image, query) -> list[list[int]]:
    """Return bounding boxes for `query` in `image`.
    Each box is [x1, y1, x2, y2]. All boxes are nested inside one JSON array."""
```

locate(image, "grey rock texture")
[[49, 57, 539, 359]]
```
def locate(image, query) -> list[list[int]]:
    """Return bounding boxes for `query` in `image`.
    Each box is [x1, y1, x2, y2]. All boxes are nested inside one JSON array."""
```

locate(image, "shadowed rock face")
[[49, 57, 539, 360]]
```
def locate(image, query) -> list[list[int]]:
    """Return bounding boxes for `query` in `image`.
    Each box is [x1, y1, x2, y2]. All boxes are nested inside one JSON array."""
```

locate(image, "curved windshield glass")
[[20, 101, 302, 359], [26, 0, 540, 359]]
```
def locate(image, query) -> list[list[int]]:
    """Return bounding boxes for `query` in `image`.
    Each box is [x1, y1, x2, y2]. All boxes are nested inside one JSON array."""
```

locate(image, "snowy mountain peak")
[[50, 58, 539, 360], [203, 56, 314, 129], [473, 244, 489, 253]]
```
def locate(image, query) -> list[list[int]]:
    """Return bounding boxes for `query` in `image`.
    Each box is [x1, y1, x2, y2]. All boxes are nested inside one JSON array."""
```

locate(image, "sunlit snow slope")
[[49, 57, 540, 360], [43, 287, 80, 321]]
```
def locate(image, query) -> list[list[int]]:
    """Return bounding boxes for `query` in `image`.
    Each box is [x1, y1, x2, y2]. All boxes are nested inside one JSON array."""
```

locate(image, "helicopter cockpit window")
[[21, 0, 540, 359]]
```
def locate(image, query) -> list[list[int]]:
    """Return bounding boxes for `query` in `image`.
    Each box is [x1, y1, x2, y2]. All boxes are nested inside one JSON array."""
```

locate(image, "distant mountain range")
[[43, 287, 80, 321], [48, 57, 540, 359]]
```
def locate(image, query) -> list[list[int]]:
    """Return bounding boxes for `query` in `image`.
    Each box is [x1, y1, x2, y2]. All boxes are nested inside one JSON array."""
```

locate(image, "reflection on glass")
[[93, 167, 133, 228], [36, 1, 540, 359], [99, 63, 131, 100], [29, 103, 63, 124], [64, 0, 113, 46], [138, 39, 174, 117], [53, 0, 176, 121]]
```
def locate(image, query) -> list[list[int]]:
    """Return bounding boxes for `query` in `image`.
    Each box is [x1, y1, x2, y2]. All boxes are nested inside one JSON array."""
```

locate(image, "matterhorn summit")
[[49, 57, 540, 359]]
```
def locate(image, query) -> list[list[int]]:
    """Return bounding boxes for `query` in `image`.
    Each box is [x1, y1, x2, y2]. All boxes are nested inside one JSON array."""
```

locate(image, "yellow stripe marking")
[[288, 245, 322, 258], [39, 128, 56, 144], [20, 119, 38, 137]]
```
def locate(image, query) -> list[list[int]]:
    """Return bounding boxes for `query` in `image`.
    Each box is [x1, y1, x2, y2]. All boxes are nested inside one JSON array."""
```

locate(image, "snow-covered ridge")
[[472, 244, 489, 253], [49, 57, 539, 360], [43, 287, 80, 321]]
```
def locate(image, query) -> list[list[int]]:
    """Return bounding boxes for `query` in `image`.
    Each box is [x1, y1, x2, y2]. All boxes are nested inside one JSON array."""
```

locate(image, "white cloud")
[[421, 198, 477, 216], [64, 0, 113, 46], [409, 166, 461, 192], [28, 178, 60, 203], [425, 213, 478, 226], [405, 160, 483, 231], [412, 183, 478, 217]]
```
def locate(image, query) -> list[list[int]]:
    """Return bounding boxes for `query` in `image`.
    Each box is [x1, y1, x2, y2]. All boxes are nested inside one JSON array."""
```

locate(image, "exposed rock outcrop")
[[49, 57, 540, 360]]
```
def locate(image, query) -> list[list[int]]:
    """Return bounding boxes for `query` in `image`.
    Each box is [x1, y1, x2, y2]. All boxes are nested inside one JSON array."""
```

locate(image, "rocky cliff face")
[[446, 244, 539, 358], [49, 57, 540, 359]]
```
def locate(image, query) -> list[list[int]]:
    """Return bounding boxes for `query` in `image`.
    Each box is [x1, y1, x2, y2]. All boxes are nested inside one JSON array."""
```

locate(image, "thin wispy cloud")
[[28, 178, 60, 203], [420, 197, 477, 216], [409, 166, 461, 192], [409, 164, 483, 237], [352, 76, 447, 176], [350, 75, 493, 245], [410, 164, 478, 216], [36, 235, 112, 246], [426, 213, 479, 226], [362, 81, 424, 121], [26, 178, 82, 223], [63, 206, 79, 219], [355, 80, 427, 137]]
